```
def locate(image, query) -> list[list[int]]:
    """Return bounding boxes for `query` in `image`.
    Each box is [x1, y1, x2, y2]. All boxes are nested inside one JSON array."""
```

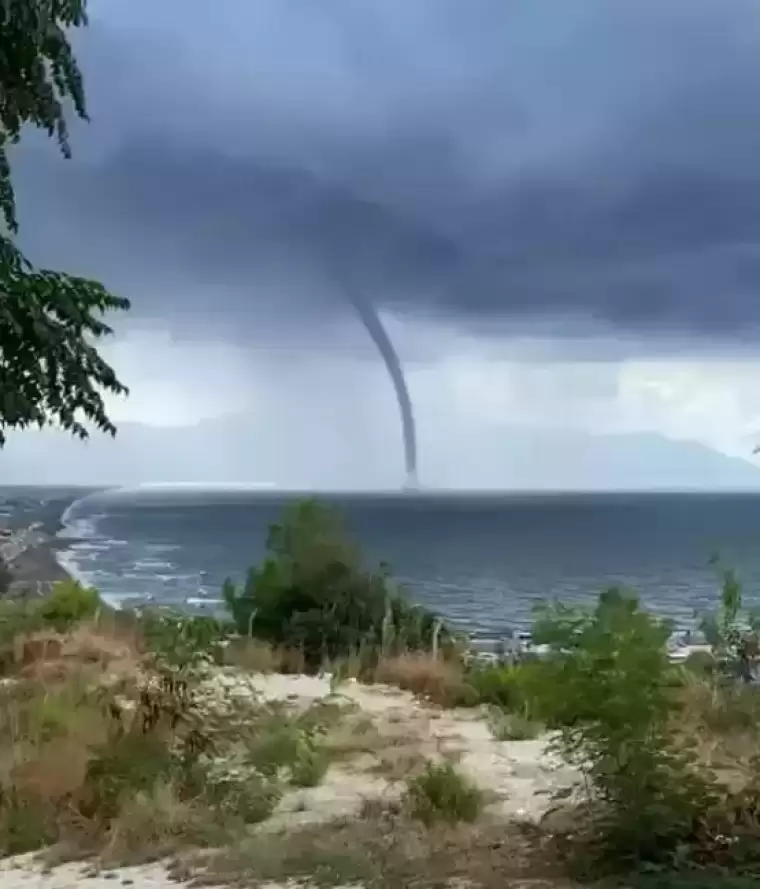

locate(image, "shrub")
[[0, 607, 335, 863], [37, 579, 100, 632], [223, 500, 449, 669], [405, 761, 483, 825], [139, 609, 227, 669], [532, 588, 719, 871]]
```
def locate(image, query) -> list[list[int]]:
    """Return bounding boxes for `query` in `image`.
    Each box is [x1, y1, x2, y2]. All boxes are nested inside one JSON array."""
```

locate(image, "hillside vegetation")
[[0, 500, 758, 889]]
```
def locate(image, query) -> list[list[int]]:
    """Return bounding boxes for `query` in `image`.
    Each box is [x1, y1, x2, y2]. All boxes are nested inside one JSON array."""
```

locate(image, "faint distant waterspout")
[[336, 277, 418, 489]]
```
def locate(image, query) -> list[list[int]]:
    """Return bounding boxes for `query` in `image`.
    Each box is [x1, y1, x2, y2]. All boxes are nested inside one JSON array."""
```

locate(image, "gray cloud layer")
[[12, 0, 760, 346]]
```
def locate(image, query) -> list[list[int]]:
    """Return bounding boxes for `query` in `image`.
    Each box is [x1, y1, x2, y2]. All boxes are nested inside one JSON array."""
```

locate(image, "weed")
[[487, 708, 544, 741], [404, 761, 483, 825], [289, 738, 330, 788]]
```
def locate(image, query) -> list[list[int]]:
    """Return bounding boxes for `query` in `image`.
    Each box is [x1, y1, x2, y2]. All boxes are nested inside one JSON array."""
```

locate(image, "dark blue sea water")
[[45, 486, 760, 645]]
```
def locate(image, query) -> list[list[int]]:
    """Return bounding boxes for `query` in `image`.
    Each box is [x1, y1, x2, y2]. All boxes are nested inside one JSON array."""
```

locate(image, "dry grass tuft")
[[62, 623, 139, 664], [13, 624, 142, 686], [372, 652, 477, 708], [673, 674, 760, 793], [99, 782, 228, 866]]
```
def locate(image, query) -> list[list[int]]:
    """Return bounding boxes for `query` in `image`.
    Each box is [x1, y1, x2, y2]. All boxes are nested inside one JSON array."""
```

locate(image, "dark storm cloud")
[[12, 0, 760, 344]]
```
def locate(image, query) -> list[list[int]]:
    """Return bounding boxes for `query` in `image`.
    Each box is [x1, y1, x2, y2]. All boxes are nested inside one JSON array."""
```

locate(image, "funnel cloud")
[[336, 275, 418, 487]]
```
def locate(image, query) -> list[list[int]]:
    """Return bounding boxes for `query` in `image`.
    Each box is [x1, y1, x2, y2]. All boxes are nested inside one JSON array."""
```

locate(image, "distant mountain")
[[441, 428, 760, 492], [3, 418, 760, 492]]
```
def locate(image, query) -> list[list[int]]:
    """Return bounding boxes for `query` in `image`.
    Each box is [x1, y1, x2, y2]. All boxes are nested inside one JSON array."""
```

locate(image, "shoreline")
[[1, 495, 81, 598], [8, 537, 77, 591], [0, 491, 734, 663]]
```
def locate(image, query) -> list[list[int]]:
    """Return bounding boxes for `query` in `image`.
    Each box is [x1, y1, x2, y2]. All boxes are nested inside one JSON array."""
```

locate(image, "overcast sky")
[[8, 0, 760, 488]]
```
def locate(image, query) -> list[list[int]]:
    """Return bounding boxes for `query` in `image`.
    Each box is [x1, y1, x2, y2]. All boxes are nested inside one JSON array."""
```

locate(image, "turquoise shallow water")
[[38, 486, 760, 646]]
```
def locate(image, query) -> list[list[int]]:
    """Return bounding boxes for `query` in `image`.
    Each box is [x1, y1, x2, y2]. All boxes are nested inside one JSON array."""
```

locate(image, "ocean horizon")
[[21, 484, 760, 646]]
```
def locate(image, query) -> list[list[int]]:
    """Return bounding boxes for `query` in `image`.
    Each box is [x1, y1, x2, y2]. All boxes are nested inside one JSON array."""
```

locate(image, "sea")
[[31, 485, 760, 647]]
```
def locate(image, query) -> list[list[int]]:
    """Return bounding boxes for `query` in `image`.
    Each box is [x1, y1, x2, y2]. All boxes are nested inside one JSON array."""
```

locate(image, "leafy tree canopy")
[[0, 0, 129, 445], [224, 499, 449, 670]]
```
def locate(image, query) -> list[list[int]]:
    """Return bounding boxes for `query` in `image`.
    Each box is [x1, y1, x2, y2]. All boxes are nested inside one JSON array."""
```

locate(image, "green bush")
[[405, 761, 483, 825], [532, 588, 719, 872], [138, 608, 228, 669], [223, 500, 448, 669], [464, 659, 555, 727], [36, 579, 100, 631], [464, 663, 518, 708]]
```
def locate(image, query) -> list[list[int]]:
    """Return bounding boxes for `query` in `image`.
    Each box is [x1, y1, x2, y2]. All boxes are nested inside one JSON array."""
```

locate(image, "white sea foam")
[[54, 548, 94, 588], [133, 559, 175, 570], [125, 481, 278, 492], [97, 591, 150, 610], [56, 490, 123, 598]]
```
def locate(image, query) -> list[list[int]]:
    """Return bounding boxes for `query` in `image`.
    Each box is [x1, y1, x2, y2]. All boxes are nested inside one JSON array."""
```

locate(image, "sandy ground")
[[0, 855, 361, 889], [242, 673, 579, 828], [0, 669, 581, 889]]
